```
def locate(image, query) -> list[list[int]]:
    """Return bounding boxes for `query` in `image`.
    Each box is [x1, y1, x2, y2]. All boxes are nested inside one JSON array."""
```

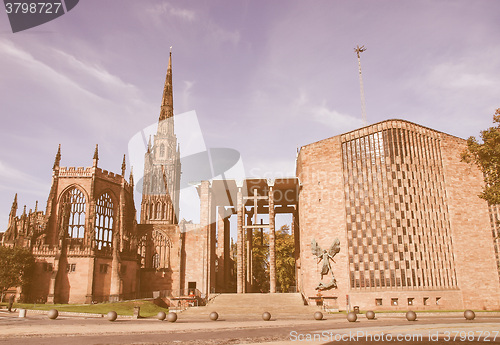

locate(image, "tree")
[[0, 246, 35, 299], [275, 225, 296, 293], [461, 108, 500, 204], [251, 229, 269, 292], [249, 224, 296, 293]]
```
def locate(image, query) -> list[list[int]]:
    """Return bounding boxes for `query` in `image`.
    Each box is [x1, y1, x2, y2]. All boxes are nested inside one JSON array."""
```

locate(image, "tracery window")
[[95, 193, 114, 249], [160, 144, 165, 157], [152, 253, 160, 269], [138, 235, 146, 268], [156, 202, 161, 219], [60, 187, 86, 239], [152, 230, 171, 269]]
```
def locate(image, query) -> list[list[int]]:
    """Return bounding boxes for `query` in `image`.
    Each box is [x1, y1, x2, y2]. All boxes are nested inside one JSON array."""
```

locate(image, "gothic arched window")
[[156, 202, 161, 219], [95, 193, 114, 250], [138, 235, 147, 268], [151, 230, 171, 269], [160, 144, 165, 157], [152, 253, 160, 269], [60, 188, 86, 239]]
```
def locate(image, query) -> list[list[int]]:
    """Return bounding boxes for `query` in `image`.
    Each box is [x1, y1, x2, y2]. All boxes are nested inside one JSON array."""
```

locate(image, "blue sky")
[[1, 0, 500, 228]]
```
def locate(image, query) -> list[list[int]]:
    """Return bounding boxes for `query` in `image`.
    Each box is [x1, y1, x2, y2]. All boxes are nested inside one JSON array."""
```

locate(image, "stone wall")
[[440, 134, 500, 310], [297, 119, 500, 311]]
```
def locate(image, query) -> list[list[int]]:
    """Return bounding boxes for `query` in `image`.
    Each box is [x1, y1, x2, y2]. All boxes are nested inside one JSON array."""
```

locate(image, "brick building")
[[3, 146, 139, 303], [296, 120, 500, 311], [2, 52, 233, 304]]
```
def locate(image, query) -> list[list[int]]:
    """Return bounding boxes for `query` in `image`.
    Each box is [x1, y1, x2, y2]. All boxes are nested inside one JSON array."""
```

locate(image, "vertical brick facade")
[[441, 135, 500, 309], [297, 119, 500, 310]]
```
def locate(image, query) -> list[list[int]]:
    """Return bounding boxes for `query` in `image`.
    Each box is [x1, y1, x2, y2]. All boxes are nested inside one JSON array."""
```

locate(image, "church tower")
[[141, 50, 181, 224]]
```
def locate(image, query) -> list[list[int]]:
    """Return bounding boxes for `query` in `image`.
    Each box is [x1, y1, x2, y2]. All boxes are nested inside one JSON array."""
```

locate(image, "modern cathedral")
[[3, 52, 500, 311]]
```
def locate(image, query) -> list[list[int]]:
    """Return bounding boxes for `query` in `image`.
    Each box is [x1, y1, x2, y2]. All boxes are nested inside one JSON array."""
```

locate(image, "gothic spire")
[[159, 48, 174, 121], [9, 193, 18, 217], [147, 136, 152, 154], [93, 144, 99, 167], [121, 154, 126, 176], [129, 166, 134, 187], [53, 144, 61, 170]]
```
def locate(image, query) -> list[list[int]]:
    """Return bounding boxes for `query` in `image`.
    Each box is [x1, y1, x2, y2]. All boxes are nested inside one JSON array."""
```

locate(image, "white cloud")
[[142, 2, 239, 48], [311, 101, 364, 130], [178, 80, 195, 112], [0, 38, 153, 139], [169, 7, 196, 22], [427, 62, 500, 90], [52, 49, 139, 96], [0, 161, 47, 196], [0, 38, 103, 102], [148, 3, 196, 22], [292, 88, 309, 108], [289, 89, 363, 132], [206, 26, 240, 46]]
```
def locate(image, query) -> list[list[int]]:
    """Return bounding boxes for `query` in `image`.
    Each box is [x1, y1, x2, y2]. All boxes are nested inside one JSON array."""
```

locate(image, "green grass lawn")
[[1, 300, 168, 317]]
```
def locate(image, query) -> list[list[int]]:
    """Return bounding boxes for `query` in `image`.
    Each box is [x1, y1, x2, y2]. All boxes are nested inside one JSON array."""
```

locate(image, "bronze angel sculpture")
[[311, 238, 340, 291]]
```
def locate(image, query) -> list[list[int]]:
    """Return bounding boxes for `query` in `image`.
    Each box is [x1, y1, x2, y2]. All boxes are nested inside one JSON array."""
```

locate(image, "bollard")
[[133, 306, 141, 319], [464, 310, 475, 320], [107, 311, 117, 321], [167, 312, 177, 322], [157, 311, 166, 321], [347, 311, 357, 322], [365, 310, 375, 320], [262, 312, 271, 321], [47, 309, 58, 320], [406, 311, 417, 321]]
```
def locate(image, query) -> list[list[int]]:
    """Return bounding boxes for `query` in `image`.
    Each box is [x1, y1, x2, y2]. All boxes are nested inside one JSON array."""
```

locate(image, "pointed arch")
[[160, 143, 165, 157], [156, 201, 161, 219], [138, 235, 147, 268], [151, 230, 172, 269], [95, 192, 114, 250], [59, 187, 86, 239]]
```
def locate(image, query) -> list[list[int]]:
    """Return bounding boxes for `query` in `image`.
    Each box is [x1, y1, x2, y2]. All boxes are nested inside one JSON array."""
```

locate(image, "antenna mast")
[[354, 45, 367, 126]]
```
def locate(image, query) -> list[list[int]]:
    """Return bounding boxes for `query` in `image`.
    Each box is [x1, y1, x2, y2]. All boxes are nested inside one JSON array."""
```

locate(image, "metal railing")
[[29, 288, 207, 306]]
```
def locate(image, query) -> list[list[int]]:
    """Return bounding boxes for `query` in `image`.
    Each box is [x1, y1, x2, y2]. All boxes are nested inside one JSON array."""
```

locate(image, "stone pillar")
[[110, 185, 125, 302], [268, 182, 276, 293], [292, 207, 300, 291], [216, 207, 226, 292], [199, 181, 209, 295], [199, 181, 216, 295], [85, 258, 96, 304], [246, 214, 253, 291], [223, 216, 231, 290], [237, 186, 244, 293], [47, 265, 57, 304], [109, 236, 121, 302], [209, 189, 217, 295]]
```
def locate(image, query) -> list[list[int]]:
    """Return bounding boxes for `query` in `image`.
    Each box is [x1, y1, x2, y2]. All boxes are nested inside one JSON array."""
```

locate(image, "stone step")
[[211, 293, 305, 305], [178, 293, 321, 320]]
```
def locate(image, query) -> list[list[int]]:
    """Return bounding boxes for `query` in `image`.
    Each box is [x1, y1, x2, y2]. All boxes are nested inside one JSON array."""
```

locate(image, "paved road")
[[1, 311, 499, 345]]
